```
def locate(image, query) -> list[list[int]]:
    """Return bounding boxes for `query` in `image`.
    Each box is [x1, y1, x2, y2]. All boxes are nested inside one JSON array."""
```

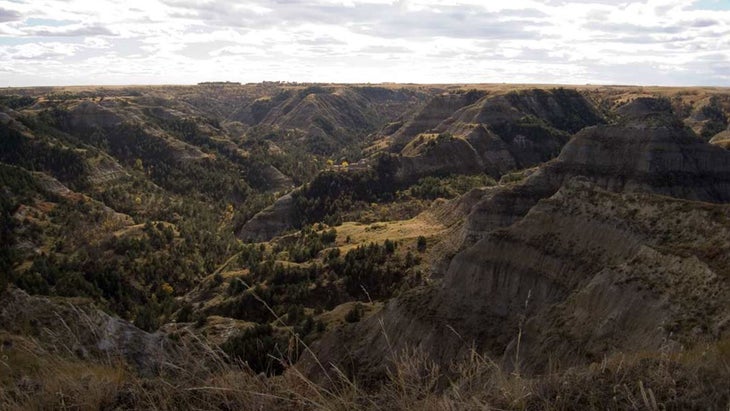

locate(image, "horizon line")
[[2, 81, 730, 90]]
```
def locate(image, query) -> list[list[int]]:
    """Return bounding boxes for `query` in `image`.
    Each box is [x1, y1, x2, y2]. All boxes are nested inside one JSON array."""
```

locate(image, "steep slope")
[[710, 126, 730, 149], [390, 88, 605, 183], [444, 179, 730, 371], [0, 92, 272, 328], [253, 86, 427, 155], [0, 84, 434, 335], [383, 89, 486, 152], [304, 177, 730, 382], [462, 97, 730, 244], [301, 97, 730, 382], [0, 287, 173, 374], [238, 192, 297, 242]]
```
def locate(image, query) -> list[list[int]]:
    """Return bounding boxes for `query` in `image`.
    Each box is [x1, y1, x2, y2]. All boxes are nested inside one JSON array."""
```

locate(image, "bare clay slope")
[[462, 97, 730, 245], [256, 86, 427, 154], [0, 287, 175, 375], [302, 97, 730, 381], [392, 88, 605, 183]]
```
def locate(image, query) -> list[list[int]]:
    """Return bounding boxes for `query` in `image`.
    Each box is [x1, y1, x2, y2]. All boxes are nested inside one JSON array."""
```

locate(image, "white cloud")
[[0, 7, 22, 22], [0, 0, 728, 86]]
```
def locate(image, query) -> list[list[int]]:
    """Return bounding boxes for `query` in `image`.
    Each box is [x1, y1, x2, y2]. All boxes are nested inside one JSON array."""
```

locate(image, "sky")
[[0, 0, 729, 87]]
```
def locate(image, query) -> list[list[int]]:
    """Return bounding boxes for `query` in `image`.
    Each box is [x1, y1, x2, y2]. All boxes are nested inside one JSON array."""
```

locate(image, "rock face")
[[386, 90, 486, 151], [710, 127, 730, 149], [87, 154, 129, 184], [300, 97, 730, 381], [304, 178, 730, 381], [238, 193, 296, 241], [252, 87, 427, 155], [260, 164, 294, 193], [262, 88, 371, 134], [396, 132, 488, 181], [554, 125, 730, 200], [461, 98, 730, 244], [0, 287, 171, 375], [442, 179, 730, 371], [389, 88, 605, 183], [68, 101, 123, 129], [445, 88, 603, 135]]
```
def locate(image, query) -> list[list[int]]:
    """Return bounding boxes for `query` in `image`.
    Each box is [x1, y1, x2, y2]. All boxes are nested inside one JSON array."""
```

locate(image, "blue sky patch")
[[694, 0, 730, 11], [25, 18, 76, 26]]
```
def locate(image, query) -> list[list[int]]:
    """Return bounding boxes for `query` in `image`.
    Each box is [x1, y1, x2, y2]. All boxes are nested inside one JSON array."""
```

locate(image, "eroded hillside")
[[2, 84, 730, 409]]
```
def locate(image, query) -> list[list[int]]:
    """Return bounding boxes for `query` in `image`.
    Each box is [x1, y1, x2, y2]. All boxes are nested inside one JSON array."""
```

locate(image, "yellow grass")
[[111, 223, 146, 238], [219, 269, 248, 278], [315, 301, 384, 328], [331, 212, 446, 253]]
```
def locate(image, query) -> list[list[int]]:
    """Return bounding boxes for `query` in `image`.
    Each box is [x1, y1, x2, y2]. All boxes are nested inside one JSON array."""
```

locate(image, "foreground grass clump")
[[2, 330, 728, 410]]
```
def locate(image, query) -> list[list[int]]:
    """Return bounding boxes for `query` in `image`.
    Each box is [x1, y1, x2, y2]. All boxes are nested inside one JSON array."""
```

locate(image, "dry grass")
[[2, 339, 729, 410], [332, 213, 446, 254], [2, 258, 729, 410], [315, 301, 384, 329], [2, 277, 729, 410], [3, 305, 729, 411]]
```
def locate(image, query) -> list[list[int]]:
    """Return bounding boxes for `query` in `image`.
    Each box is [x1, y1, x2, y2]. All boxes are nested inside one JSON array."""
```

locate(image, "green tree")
[[417, 236, 427, 252], [345, 303, 363, 323]]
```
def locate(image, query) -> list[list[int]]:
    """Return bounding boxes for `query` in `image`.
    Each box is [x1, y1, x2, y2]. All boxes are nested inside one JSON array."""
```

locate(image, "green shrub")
[[417, 236, 427, 252], [222, 324, 288, 375], [345, 303, 363, 323]]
